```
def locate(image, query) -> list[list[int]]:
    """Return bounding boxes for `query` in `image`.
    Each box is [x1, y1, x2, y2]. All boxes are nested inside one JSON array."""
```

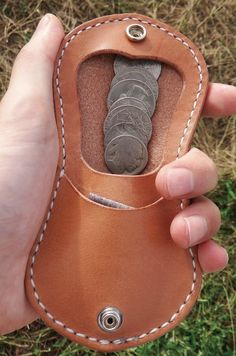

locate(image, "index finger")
[[202, 83, 236, 117]]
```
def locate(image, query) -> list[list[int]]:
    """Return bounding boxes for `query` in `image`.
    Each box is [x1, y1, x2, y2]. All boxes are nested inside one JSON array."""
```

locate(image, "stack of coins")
[[103, 55, 162, 175]]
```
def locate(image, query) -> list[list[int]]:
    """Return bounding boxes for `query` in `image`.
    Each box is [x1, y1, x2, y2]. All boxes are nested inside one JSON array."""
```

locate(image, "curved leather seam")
[[29, 16, 202, 345]]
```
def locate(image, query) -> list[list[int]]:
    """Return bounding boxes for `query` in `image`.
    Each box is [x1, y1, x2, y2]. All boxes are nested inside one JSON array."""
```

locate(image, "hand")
[[0, 14, 235, 335], [0, 14, 64, 334], [156, 83, 236, 273]]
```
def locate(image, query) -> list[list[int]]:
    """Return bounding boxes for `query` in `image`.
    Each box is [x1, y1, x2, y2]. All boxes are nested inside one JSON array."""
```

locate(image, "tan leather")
[[25, 13, 208, 352]]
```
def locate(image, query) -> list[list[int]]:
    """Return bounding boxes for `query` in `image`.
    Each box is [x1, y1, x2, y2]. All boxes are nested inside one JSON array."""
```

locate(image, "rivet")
[[126, 24, 146, 42], [98, 307, 123, 332]]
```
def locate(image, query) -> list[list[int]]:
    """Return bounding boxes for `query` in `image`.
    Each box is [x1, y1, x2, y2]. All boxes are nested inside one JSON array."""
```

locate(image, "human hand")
[[155, 83, 236, 273], [0, 14, 235, 335], [0, 14, 64, 334]]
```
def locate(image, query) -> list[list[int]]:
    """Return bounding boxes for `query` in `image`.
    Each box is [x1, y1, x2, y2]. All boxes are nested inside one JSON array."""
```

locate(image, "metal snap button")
[[126, 24, 147, 42], [98, 307, 123, 332]]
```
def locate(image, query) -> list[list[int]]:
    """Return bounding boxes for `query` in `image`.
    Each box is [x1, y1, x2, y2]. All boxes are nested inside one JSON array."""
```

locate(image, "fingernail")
[[184, 215, 208, 246], [35, 14, 51, 33], [166, 168, 194, 197]]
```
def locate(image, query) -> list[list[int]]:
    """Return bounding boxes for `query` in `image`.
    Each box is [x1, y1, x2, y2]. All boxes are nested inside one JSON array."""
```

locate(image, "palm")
[[0, 94, 58, 334], [0, 103, 57, 243]]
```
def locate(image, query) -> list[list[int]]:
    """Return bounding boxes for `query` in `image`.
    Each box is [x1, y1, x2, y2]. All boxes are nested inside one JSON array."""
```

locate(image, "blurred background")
[[0, 1, 235, 355]]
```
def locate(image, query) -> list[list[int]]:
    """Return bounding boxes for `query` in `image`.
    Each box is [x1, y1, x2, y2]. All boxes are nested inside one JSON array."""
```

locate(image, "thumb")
[[4, 14, 64, 104]]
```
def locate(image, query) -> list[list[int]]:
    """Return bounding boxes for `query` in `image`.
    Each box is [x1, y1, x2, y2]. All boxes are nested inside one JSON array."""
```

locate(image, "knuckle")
[[193, 197, 221, 234], [190, 147, 211, 163], [205, 199, 221, 232], [212, 202, 221, 226], [207, 156, 217, 175], [206, 158, 218, 188], [190, 147, 202, 155], [16, 43, 36, 63], [191, 148, 218, 187], [16, 43, 54, 67]]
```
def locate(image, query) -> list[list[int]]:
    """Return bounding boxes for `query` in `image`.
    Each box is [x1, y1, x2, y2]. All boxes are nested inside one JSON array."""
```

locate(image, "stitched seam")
[[30, 17, 202, 345]]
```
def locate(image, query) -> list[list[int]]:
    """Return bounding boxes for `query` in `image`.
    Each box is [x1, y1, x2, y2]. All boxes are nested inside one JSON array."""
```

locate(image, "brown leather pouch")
[[25, 13, 208, 352]]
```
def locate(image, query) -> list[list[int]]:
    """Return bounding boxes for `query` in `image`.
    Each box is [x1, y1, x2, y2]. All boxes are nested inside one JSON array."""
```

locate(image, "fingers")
[[198, 240, 228, 273], [155, 148, 218, 200], [202, 83, 236, 117], [4, 14, 64, 103], [170, 196, 221, 248], [170, 196, 228, 273]]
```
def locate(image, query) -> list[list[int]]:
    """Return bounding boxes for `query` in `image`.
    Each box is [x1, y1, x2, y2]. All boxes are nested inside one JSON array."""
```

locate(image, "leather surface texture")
[[25, 13, 208, 352]]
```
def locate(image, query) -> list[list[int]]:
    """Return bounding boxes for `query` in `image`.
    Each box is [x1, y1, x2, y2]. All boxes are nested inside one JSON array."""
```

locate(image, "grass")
[[0, 0, 235, 355]]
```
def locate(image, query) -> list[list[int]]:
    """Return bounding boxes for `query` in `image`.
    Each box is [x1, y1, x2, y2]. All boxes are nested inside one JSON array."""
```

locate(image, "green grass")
[[0, 0, 235, 355]]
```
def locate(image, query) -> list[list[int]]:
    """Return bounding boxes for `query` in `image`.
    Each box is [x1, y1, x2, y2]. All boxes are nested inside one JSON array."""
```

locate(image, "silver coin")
[[111, 68, 158, 102], [105, 134, 148, 175], [103, 106, 152, 142], [107, 79, 156, 116], [103, 107, 133, 133], [109, 96, 150, 117], [114, 55, 162, 80], [104, 122, 148, 147]]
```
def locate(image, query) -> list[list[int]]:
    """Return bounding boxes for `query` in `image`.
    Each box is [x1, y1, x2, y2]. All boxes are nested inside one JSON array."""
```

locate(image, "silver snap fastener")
[[98, 307, 123, 332], [126, 24, 147, 42]]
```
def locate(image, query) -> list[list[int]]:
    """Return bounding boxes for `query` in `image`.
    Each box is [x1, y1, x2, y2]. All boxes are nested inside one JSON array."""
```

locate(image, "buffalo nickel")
[[103, 107, 133, 133], [114, 55, 162, 80], [107, 79, 156, 116], [103, 55, 162, 175], [103, 105, 152, 142], [111, 68, 158, 101], [105, 134, 148, 175], [109, 96, 150, 117], [104, 122, 148, 147]]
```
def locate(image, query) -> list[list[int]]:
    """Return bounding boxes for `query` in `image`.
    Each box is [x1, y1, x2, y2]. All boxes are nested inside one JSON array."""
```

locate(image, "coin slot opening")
[[77, 54, 182, 175]]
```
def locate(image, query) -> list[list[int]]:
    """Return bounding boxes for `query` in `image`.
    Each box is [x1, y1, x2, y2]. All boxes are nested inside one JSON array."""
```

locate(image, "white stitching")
[[76, 332, 86, 338], [112, 339, 123, 344], [88, 337, 98, 342], [29, 16, 202, 345], [99, 339, 110, 345], [149, 327, 159, 334]]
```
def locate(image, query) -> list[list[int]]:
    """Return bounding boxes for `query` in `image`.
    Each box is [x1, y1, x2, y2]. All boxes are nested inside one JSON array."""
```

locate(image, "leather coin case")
[[25, 13, 208, 352]]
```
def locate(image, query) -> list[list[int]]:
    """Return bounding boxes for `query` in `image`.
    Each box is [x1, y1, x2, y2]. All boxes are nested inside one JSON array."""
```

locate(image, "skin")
[[0, 14, 235, 335]]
